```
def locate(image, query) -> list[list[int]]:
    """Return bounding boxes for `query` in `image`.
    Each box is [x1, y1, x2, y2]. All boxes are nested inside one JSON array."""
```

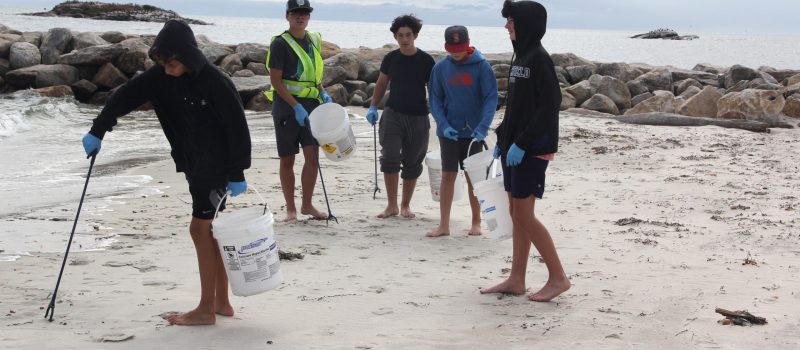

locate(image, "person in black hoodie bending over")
[[81, 20, 252, 325], [480, 0, 570, 302]]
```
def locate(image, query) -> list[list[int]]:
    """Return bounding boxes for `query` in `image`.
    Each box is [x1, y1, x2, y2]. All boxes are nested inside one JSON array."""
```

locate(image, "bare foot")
[[215, 303, 234, 317], [467, 224, 482, 236], [480, 279, 526, 295], [425, 226, 450, 237], [283, 210, 298, 222], [400, 206, 416, 219], [377, 206, 399, 218], [301, 205, 328, 220], [529, 278, 571, 302], [164, 308, 216, 326]]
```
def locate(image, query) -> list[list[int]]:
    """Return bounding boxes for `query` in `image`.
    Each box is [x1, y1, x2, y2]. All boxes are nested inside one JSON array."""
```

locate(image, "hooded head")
[[501, 0, 547, 52], [148, 20, 208, 76]]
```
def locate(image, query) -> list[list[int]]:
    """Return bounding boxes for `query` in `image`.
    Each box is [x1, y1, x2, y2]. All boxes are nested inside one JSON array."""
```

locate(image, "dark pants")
[[378, 107, 430, 180]]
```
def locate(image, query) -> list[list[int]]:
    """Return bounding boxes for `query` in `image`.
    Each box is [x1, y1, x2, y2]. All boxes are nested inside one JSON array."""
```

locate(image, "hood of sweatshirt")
[[445, 47, 486, 66], [502, 0, 547, 53], [150, 20, 208, 77]]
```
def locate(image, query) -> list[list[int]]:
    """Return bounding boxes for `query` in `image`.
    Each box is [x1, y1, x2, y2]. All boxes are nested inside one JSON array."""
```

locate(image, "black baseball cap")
[[444, 25, 469, 53], [286, 0, 313, 13]]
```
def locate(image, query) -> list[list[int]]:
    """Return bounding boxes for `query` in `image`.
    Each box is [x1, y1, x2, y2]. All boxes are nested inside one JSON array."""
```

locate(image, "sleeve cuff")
[[228, 170, 245, 182]]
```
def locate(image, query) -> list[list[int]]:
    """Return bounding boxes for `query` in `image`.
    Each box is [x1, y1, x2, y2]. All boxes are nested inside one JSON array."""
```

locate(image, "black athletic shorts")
[[186, 176, 227, 220], [501, 155, 548, 199], [439, 138, 486, 172]]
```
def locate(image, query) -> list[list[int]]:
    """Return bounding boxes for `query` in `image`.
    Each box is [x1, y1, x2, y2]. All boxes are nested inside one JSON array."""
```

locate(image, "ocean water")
[[1, 8, 799, 259]]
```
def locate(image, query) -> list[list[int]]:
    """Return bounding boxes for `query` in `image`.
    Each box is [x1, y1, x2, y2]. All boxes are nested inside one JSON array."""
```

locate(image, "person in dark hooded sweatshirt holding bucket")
[[81, 20, 252, 325], [480, 0, 571, 302]]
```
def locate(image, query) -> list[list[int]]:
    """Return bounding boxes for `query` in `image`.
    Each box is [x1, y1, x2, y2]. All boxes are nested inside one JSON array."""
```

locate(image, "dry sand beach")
[[1, 106, 799, 349]]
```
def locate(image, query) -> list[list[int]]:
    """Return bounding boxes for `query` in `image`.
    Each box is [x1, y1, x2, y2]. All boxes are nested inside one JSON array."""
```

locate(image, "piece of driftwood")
[[614, 113, 771, 133], [715, 307, 768, 326]]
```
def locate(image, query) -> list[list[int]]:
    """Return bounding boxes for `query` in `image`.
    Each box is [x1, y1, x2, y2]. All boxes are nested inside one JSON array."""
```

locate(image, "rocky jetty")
[[631, 28, 698, 40], [25, 1, 210, 26], [1, 23, 798, 130]]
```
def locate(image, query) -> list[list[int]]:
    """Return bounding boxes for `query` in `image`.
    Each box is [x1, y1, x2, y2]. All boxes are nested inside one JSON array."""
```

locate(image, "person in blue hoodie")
[[426, 25, 498, 238], [480, 0, 570, 302], [81, 20, 251, 325]]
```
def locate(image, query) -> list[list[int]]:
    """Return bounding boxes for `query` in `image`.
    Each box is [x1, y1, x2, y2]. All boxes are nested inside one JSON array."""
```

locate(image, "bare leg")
[[466, 174, 482, 235], [166, 218, 223, 325], [513, 196, 570, 302], [279, 155, 298, 221], [480, 193, 528, 295], [426, 171, 457, 237], [399, 178, 417, 219], [213, 239, 234, 317], [300, 145, 327, 219], [377, 172, 400, 218]]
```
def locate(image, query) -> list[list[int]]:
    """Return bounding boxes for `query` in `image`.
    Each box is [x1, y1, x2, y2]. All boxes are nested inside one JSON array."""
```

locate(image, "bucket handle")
[[466, 139, 497, 181], [213, 185, 270, 219], [466, 139, 489, 158]]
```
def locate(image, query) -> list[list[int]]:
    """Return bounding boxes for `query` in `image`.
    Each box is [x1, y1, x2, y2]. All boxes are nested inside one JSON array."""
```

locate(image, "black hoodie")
[[89, 20, 251, 185], [496, 1, 560, 156]]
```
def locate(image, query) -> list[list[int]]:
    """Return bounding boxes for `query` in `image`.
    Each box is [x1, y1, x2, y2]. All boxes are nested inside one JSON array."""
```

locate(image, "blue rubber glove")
[[293, 104, 309, 127], [366, 106, 379, 125], [227, 181, 247, 197], [505, 143, 525, 167], [493, 145, 500, 159], [471, 129, 487, 142], [82, 133, 101, 157], [320, 90, 333, 104], [443, 126, 459, 141]]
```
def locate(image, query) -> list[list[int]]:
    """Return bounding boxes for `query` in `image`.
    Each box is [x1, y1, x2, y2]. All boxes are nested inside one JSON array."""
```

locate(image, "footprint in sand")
[[372, 308, 393, 316]]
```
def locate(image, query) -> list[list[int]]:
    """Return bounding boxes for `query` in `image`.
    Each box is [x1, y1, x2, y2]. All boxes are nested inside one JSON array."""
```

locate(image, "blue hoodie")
[[429, 48, 498, 139]]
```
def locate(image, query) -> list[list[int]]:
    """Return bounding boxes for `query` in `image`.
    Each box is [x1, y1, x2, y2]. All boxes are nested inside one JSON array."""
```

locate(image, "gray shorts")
[[378, 107, 430, 179], [438, 138, 486, 172]]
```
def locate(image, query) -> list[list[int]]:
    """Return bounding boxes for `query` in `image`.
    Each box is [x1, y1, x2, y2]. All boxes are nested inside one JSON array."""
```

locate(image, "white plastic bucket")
[[212, 191, 282, 296], [473, 163, 513, 241], [463, 141, 501, 185], [425, 149, 465, 202], [309, 103, 357, 161]]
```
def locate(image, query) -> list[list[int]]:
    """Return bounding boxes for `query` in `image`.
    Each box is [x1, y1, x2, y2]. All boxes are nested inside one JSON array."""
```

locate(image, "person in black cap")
[[265, 0, 332, 221], [480, 0, 570, 302], [426, 25, 498, 237], [81, 19, 252, 325]]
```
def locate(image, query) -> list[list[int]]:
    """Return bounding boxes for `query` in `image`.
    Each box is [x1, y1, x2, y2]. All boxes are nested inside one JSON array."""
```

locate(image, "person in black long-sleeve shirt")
[[480, 0, 570, 302], [81, 20, 252, 325]]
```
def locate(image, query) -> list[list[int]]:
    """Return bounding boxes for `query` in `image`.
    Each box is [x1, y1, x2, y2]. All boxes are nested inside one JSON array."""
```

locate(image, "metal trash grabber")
[[45, 151, 97, 322], [305, 117, 338, 225], [372, 123, 381, 199]]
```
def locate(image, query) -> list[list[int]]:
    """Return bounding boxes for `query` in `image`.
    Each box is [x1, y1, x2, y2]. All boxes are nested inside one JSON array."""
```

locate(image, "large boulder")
[[631, 92, 654, 107], [230, 76, 271, 103], [245, 92, 272, 111], [321, 40, 341, 59], [566, 65, 594, 84], [631, 68, 672, 92], [588, 74, 631, 110], [580, 94, 619, 115], [746, 78, 781, 91], [115, 38, 150, 76], [5, 64, 80, 89], [0, 58, 11, 76], [341, 80, 367, 94], [551, 53, 595, 69], [673, 78, 703, 96], [71, 32, 109, 50], [325, 83, 348, 105], [0, 39, 13, 59], [677, 86, 723, 118], [783, 94, 800, 118], [357, 57, 380, 83], [100, 31, 127, 44], [9, 42, 41, 69], [595, 62, 640, 82], [246, 62, 267, 76], [560, 89, 576, 110], [677, 85, 702, 100], [496, 78, 508, 91], [233, 69, 255, 77], [724, 65, 759, 89], [760, 67, 800, 83], [786, 74, 800, 87], [58, 44, 126, 66], [219, 54, 243, 75], [492, 64, 510, 79], [21, 32, 43, 47], [692, 63, 725, 75], [71, 79, 98, 102], [669, 68, 720, 87], [624, 93, 678, 115], [235, 43, 268, 65], [201, 45, 233, 64], [40, 28, 73, 64], [324, 52, 360, 80], [565, 80, 594, 106], [717, 89, 785, 122], [322, 65, 348, 87], [92, 63, 128, 90], [33, 85, 74, 98], [554, 66, 569, 86], [626, 79, 649, 96]]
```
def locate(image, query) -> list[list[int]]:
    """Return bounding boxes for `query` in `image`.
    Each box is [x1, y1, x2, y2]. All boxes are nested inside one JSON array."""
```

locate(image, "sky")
[[5, 0, 800, 34]]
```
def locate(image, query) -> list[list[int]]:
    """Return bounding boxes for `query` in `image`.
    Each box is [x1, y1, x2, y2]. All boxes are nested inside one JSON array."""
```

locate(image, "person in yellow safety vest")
[[267, 0, 332, 222]]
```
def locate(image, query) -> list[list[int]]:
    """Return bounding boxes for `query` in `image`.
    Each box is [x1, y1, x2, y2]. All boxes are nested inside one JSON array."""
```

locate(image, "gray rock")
[[71, 79, 98, 102], [691, 63, 725, 75], [357, 57, 379, 83], [115, 38, 150, 76], [21, 32, 43, 47], [595, 62, 640, 82], [588, 74, 631, 110], [58, 44, 126, 66], [565, 80, 594, 106], [551, 53, 595, 69], [673, 78, 702, 96], [670, 68, 719, 87], [497, 78, 508, 91], [717, 89, 785, 122], [245, 92, 271, 111], [624, 93, 678, 115], [5, 64, 80, 89], [724, 65, 759, 89], [0, 39, 11, 59], [0, 58, 11, 76], [235, 43, 268, 65], [560, 89, 576, 111], [746, 78, 781, 91], [230, 76, 270, 103], [325, 84, 348, 105], [201, 45, 233, 64], [92, 63, 128, 90], [631, 68, 672, 92], [678, 85, 702, 100], [233, 69, 255, 77], [322, 65, 348, 87], [765, 69, 800, 83], [783, 94, 800, 118], [324, 52, 360, 80], [631, 92, 654, 107], [553, 66, 569, 86], [246, 62, 267, 76], [40, 28, 73, 64], [349, 93, 365, 106], [0, 24, 10, 34], [341, 80, 367, 94], [72, 32, 109, 50], [77, 65, 99, 81], [365, 83, 376, 97], [9, 42, 41, 69], [726, 80, 749, 93], [33, 85, 73, 98], [219, 54, 243, 75], [677, 86, 722, 118], [492, 64, 510, 79], [101, 31, 127, 44], [566, 65, 594, 84], [580, 94, 619, 115], [88, 91, 110, 105], [626, 80, 649, 97]]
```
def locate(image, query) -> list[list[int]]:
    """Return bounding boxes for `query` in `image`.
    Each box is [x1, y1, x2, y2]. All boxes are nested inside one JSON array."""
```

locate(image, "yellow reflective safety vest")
[[264, 31, 324, 102]]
